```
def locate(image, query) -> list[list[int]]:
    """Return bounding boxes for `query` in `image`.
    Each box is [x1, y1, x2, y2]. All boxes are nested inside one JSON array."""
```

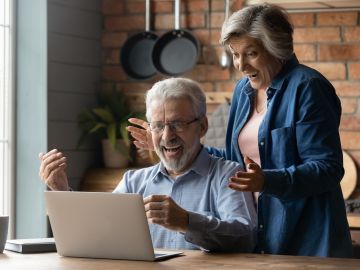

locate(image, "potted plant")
[[77, 89, 142, 168]]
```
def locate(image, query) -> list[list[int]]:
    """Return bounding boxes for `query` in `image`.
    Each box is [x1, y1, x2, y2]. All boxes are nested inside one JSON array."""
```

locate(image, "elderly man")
[[39, 77, 257, 252]]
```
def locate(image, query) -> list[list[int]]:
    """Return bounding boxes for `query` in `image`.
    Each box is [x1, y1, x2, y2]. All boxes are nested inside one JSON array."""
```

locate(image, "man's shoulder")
[[125, 163, 161, 179], [207, 153, 243, 173]]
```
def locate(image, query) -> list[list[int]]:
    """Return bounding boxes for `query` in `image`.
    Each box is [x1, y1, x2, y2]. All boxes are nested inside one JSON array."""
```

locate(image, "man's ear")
[[199, 116, 208, 137]]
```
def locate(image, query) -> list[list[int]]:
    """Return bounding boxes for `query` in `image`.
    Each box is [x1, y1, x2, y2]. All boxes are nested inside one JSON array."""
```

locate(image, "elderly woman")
[[128, 4, 352, 257]]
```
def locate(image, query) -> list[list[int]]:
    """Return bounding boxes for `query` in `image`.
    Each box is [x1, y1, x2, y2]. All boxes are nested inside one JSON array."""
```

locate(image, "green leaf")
[[107, 123, 116, 149]]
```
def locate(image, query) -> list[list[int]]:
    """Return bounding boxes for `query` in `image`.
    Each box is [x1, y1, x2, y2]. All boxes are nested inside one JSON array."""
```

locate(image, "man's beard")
[[154, 138, 195, 173]]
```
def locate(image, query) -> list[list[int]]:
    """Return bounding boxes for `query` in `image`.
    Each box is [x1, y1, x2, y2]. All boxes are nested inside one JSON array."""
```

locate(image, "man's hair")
[[220, 3, 294, 61], [145, 77, 206, 122]]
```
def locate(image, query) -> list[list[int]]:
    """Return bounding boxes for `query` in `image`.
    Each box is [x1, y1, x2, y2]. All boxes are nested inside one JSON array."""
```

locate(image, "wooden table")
[[1, 250, 359, 270]]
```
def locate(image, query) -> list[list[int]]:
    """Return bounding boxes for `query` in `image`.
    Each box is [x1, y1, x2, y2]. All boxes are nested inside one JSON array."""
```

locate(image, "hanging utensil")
[[219, 0, 231, 69], [202, 0, 216, 65], [120, 0, 158, 80], [152, 0, 200, 76]]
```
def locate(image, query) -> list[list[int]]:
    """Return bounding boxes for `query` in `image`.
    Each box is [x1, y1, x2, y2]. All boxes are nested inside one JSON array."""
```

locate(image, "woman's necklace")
[[254, 91, 267, 114]]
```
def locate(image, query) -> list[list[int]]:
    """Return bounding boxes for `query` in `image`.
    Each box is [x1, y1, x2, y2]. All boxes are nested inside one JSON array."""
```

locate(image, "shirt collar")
[[152, 146, 210, 183]]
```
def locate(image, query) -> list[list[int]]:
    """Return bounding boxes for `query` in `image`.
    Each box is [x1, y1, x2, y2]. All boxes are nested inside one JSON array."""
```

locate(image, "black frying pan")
[[121, 0, 158, 80], [152, 0, 200, 76]]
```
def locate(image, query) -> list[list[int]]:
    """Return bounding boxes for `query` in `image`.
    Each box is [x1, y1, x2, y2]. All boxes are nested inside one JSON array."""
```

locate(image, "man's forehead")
[[150, 98, 194, 119]]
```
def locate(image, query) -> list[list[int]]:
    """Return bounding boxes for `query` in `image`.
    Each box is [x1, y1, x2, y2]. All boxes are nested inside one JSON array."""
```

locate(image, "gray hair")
[[220, 3, 294, 61], [145, 77, 206, 122]]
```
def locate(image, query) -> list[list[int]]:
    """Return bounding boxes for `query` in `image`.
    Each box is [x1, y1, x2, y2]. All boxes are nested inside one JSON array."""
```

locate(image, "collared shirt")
[[113, 147, 257, 252], [207, 54, 353, 257]]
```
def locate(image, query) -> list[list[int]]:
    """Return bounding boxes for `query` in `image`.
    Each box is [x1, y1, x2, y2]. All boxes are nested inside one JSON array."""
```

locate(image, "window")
[[0, 0, 14, 219]]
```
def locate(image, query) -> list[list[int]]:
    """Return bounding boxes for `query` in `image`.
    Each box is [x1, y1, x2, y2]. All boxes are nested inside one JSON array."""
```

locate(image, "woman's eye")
[[246, 51, 257, 57]]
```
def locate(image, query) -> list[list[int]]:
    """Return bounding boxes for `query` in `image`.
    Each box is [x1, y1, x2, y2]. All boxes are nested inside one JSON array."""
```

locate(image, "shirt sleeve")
[[183, 167, 257, 252], [205, 145, 227, 159]]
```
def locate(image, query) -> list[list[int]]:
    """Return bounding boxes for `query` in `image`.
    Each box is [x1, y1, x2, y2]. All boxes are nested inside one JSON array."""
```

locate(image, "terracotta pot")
[[102, 139, 129, 169]]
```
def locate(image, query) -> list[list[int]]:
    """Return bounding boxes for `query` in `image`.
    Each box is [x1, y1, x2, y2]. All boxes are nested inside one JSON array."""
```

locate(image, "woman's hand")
[[229, 156, 265, 192], [127, 118, 154, 151]]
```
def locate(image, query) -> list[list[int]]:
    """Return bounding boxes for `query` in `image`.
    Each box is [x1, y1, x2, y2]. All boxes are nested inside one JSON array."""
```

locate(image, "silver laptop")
[[44, 191, 183, 261]]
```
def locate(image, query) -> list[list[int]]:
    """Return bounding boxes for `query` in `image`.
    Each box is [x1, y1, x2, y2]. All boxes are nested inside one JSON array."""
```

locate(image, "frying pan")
[[120, 0, 158, 80], [152, 0, 200, 76]]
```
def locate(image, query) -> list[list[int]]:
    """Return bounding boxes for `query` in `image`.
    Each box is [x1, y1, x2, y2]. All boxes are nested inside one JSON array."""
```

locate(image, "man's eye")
[[172, 122, 183, 128]]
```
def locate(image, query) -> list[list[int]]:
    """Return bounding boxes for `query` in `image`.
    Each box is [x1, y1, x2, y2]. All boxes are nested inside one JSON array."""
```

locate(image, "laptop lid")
[[44, 191, 182, 261]]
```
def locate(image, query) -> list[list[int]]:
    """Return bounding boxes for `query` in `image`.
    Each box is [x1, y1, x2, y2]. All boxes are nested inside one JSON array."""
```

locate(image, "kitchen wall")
[[101, 0, 360, 195], [47, 0, 102, 189]]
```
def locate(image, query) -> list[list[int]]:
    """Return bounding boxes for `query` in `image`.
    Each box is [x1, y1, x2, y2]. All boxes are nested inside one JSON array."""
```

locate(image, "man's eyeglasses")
[[149, 118, 199, 133]]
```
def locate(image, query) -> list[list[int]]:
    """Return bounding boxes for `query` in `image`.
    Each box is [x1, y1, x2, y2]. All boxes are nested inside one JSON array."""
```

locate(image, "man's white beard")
[[154, 138, 196, 173]]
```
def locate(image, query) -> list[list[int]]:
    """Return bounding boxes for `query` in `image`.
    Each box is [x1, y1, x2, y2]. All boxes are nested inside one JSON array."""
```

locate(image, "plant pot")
[[102, 139, 129, 169]]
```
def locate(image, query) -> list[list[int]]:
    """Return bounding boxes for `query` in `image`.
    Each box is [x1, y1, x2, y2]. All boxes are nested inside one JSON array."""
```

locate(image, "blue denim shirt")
[[114, 147, 257, 252], [208, 55, 352, 257]]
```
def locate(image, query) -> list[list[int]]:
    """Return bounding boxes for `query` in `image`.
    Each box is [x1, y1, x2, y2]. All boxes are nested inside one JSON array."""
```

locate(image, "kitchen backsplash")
[[100, 0, 360, 195]]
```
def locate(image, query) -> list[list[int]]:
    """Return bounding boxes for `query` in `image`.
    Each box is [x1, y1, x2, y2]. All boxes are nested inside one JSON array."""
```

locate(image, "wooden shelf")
[[348, 213, 360, 229], [80, 168, 131, 192]]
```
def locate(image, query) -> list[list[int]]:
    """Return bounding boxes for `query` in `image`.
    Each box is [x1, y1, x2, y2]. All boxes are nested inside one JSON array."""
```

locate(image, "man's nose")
[[162, 124, 176, 140]]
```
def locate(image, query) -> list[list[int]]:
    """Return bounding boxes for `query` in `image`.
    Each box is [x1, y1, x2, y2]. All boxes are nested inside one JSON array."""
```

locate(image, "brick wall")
[[101, 0, 360, 195]]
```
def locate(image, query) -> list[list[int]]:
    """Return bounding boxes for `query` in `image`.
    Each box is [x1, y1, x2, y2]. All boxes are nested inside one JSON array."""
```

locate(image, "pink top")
[[238, 105, 267, 205], [238, 107, 267, 166]]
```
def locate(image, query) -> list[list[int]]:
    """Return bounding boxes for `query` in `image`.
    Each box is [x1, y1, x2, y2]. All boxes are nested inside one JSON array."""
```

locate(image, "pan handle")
[[225, 0, 230, 20], [145, 0, 150, 32], [175, 0, 180, 30]]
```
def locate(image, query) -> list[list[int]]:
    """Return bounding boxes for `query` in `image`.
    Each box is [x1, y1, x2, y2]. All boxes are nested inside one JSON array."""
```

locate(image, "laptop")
[[44, 191, 183, 261]]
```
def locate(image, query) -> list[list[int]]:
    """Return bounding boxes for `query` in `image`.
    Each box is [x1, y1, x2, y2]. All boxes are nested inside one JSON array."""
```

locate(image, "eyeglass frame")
[[149, 118, 200, 133]]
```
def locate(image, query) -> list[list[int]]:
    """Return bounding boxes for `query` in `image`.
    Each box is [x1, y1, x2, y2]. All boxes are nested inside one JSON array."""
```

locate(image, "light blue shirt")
[[113, 147, 257, 252]]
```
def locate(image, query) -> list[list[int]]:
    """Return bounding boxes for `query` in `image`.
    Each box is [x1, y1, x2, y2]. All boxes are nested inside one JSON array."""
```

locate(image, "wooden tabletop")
[[1, 250, 359, 270]]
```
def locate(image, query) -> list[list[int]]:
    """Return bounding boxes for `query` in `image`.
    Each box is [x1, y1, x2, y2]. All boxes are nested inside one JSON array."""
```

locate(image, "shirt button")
[[259, 224, 263, 229], [260, 141, 264, 146]]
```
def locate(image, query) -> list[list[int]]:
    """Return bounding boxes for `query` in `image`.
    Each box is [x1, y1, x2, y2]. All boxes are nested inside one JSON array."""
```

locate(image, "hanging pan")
[[120, 0, 158, 80], [152, 0, 200, 76]]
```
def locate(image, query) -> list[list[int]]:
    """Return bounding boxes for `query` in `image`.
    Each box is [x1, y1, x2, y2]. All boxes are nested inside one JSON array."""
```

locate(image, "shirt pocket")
[[270, 126, 296, 167]]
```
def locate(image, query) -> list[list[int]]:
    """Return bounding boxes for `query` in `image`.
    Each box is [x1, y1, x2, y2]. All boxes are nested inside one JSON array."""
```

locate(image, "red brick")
[[294, 27, 340, 43], [199, 82, 214, 92], [317, 12, 357, 26], [349, 62, 360, 80], [125, 1, 145, 14], [153, 1, 173, 13], [122, 83, 154, 93], [155, 13, 205, 30], [289, 13, 315, 27], [344, 27, 360, 42], [341, 115, 360, 130], [103, 49, 120, 65], [101, 32, 127, 48], [102, 66, 127, 81], [231, 0, 246, 11], [331, 81, 360, 97], [294, 44, 316, 61], [340, 98, 357, 114], [102, 0, 124, 15], [305, 62, 346, 80], [216, 81, 237, 92], [104, 16, 145, 31], [187, 64, 231, 81], [212, 0, 227, 12], [186, 0, 207, 12], [340, 131, 360, 150], [211, 11, 225, 28], [319, 44, 360, 61]]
